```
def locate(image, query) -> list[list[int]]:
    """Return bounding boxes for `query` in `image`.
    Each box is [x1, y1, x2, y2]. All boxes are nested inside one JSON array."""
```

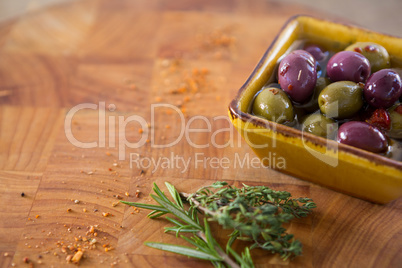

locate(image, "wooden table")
[[0, 0, 401, 267]]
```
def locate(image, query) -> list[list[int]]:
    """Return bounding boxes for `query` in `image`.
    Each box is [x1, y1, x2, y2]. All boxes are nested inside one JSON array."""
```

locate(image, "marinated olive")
[[345, 42, 390, 73], [337, 121, 388, 153], [298, 77, 331, 112], [326, 51, 371, 83], [302, 113, 336, 138], [318, 81, 364, 119], [251, 41, 402, 159], [364, 69, 402, 108], [303, 44, 327, 61], [252, 87, 294, 123], [389, 104, 402, 139], [278, 50, 317, 103]]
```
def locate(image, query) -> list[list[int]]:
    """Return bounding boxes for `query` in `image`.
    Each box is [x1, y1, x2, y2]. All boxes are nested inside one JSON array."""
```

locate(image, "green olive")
[[389, 104, 402, 139], [252, 87, 294, 123], [301, 113, 336, 138], [298, 77, 331, 112], [345, 42, 390, 73], [318, 81, 364, 119]]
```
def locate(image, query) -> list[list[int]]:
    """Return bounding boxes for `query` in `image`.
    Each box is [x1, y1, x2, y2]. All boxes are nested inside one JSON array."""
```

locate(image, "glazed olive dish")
[[251, 41, 402, 161]]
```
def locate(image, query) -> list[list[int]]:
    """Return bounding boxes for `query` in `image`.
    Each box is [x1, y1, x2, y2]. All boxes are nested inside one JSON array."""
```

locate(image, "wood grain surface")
[[0, 0, 401, 267]]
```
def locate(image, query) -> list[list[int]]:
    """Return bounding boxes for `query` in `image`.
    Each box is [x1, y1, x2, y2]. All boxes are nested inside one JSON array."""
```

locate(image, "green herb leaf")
[[145, 242, 222, 261], [147, 210, 168, 219], [151, 194, 202, 230], [165, 182, 184, 208], [119, 201, 169, 213]]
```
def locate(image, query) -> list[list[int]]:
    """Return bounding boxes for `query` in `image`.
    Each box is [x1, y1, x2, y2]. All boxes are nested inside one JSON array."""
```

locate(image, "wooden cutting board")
[[0, 0, 401, 267]]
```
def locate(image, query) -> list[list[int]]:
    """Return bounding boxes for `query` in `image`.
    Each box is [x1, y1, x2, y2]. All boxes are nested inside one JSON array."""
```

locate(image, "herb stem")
[[197, 231, 240, 268], [181, 192, 219, 216], [183, 192, 241, 268]]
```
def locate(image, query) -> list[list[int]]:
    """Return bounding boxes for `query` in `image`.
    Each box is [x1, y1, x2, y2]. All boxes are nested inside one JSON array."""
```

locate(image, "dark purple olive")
[[304, 44, 326, 61], [278, 50, 317, 103], [326, 51, 371, 83], [364, 69, 402, 108], [337, 121, 388, 153]]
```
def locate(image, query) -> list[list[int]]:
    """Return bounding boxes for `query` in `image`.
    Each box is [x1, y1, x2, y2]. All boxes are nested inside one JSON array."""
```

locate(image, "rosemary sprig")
[[121, 181, 315, 267]]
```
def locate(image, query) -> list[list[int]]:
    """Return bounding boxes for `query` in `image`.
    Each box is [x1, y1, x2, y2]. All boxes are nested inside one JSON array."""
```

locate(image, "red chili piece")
[[366, 108, 391, 131], [364, 45, 379, 53]]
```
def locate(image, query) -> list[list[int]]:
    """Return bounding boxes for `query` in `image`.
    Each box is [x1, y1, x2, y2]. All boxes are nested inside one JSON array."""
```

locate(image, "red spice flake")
[[102, 212, 110, 217], [35, 215, 40, 219], [366, 108, 391, 131], [155, 96, 162, 102], [170, 86, 187, 94], [138, 128, 144, 134], [71, 251, 83, 263], [104, 246, 114, 252], [364, 45, 379, 53], [23, 257, 29, 263], [287, 84, 293, 91], [135, 190, 141, 198], [354, 47, 363, 53], [67, 208, 72, 212], [183, 96, 191, 102], [269, 88, 279, 95], [132, 206, 140, 213]]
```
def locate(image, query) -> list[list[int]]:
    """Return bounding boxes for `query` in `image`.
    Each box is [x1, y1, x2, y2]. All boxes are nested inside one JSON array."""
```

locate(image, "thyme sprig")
[[185, 182, 316, 260], [121, 181, 316, 267]]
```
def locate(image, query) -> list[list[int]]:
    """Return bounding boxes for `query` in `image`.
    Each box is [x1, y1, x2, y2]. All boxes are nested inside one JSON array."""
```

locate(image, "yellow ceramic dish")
[[229, 15, 402, 204]]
